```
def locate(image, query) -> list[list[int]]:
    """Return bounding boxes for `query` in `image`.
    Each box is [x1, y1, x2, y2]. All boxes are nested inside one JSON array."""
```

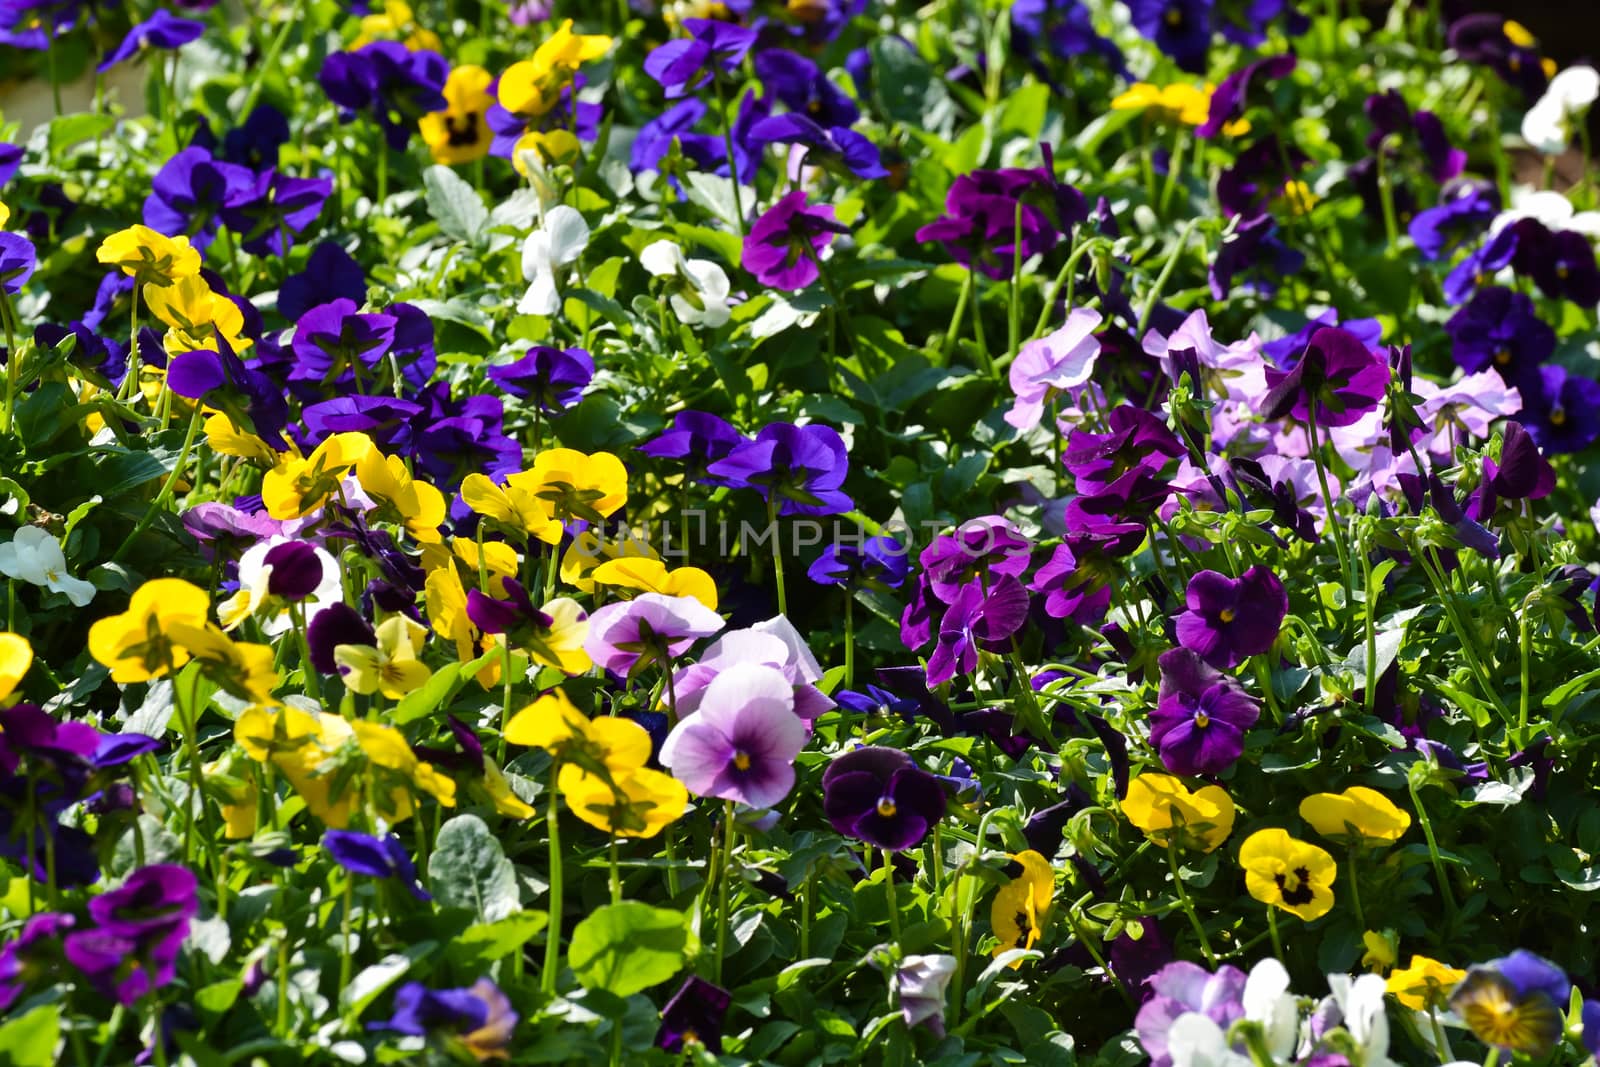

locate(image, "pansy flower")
[[1299, 786, 1410, 846], [660, 663, 808, 808], [1173, 567, 1287, 669], [1122, 774, 1236, 853], [656, 975, 732, 1053], [645, 18, 758, 98], [420, 64, 495, 165], [1238, 828, 1336, 921], [319, 40, 449, 150], [741, 190, 849, 291], [1449, 950, 1570, 1057], [708, 421, 852, 516], [990, 850, 1054, 961], [87, 579, 212, 683], [821, 746, 947, 851], [1149, 649, 1260, 777], [370, 979, 517, 1060], [1386, 955, 1466, 1011], [324, 830, 432, 900]]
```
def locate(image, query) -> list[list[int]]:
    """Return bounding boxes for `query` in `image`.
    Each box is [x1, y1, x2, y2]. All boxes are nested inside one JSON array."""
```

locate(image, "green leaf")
[[47, 113, 116, 156], [428, 814, 521, 922], [0, 476, 29, 517], [340, 944, 436, 1016], [423, 165, 489, 245], [448, 912, 550, 965], [196, 979, 244, 1016], [567, 901, 692, 997], [392, 661, 464, 724], [0, 1003, 59, 1067]]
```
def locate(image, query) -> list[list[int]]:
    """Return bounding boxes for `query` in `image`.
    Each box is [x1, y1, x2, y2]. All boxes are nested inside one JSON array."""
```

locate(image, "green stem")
[[240, 0, 305, 118], [1347, 848, 1366, 931], [1167, 844, 1217, 966], [1517, 606, 1532, 734], [766, 496, 787, 617], [882, 849, 902, 946], [714, 799, 737, 984], [609, 840, 622, 905], [1406, 775, 1458, 918], [1007, 200, 1023, 368], [943, 268, 975, 363], [1304, 406, 1354, 617], [541, 765, 565, 995], [1266, 906, 1285, 961], [843, 594, 855, 692], [713, 75, 745, 239], [338, 876, 354, 1017], [1137, 219, 1200, 337], [1360, 519, 1378, 713], [111, 403, 206, 563]]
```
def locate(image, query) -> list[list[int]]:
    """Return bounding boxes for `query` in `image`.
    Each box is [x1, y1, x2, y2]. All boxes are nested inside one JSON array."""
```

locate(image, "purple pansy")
[[1149, 648, 1260, 776], [706, 421, 853, 516], [660, 663, 809, 808], [1197, 53, 1295, 139], [1134, 961, 1248, 1067], [645, 18, 759, 98], [583, 593, 725, 678], [323, 830, 432, 900], [1174, 567, 1288, 669], [741, 190, 850, 291], [806, 535, 909, 589], [97, 8, 204, 72], [319, 41, 449, 150], [486, 346, 594, 411], [1260, 326, 1390, 428], [370, 978, 517, 1057], [1444, 286, 1555, 380], [656, 975, 732, 1053], [821, 746, 947, 851]]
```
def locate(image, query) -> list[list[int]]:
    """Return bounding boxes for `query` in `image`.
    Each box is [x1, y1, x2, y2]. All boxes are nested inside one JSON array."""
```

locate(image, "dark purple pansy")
[[1174, 567, 1288, 669], [1197, 53, 1295, 139], [319, 41, 449, 150], [0, 232, 37, 294], [279, 241, 367, 323], [142, 146, 256, 248], [754, 48, 859, 128], [1474, 421, 1557, 524], [1149, 648, 1260, 777], [746, 113, 888, 180], [925, 575, 1030, 686], [289, 298, 398, 387], [1208, 213, 1302, 300], [65, 865, 198, 1005], [656, 975, 732, 1053], [0, 912, 73, 1012], [221, 169, 333, 257], [822, 746, 948, 851], [1520, 365, 1600, 455], [1443, 286, 1555, 380], [1260, 326, 1390, 428], [485, 346, 594, 410], [1409, 180, 1498, 261], [323, 830, 432, 900], [307, 603, 377, 674], [1508, 219, 1600, 307], [1127, 0, 1214, 73]]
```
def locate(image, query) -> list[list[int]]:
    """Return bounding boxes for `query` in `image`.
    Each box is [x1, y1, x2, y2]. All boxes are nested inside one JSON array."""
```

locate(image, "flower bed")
[[1, 1, 1599, 1065]]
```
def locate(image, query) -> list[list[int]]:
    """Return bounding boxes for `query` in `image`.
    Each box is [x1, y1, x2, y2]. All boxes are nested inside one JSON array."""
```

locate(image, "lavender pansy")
[[660, 662, 809, 808]]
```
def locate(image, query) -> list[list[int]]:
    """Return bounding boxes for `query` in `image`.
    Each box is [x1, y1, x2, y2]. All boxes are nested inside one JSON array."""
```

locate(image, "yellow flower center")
[[1494, 348, 1511, 365], [1551, 407, 1566, 426], [1218, 608, 1236, 623], [876, 797, 898, 817], [1503, 19, 1536, 47], [1194, 711, 1210, 728], [733, 751, 751, 771], [1164, 6, 1183, 26]]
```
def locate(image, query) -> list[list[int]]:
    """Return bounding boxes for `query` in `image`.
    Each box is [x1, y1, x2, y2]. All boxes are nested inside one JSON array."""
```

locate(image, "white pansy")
[[0, 526, 96, 607], [217, 537, 342, 637], [1522, 65, 1600, 154], [640, 240, 732, 328], [891, 954, 958, 1034], [1166, 1013, 1254, 1067], [1242, 958, 1299, 1059], [1492, 189, 1600, 239], [1323, 973, 1397, 1067], [519, 205, 590, 316]]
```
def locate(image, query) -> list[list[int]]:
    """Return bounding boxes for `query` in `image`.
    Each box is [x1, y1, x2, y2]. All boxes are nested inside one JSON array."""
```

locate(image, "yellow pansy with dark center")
[[1239, 828, 1337, 920]]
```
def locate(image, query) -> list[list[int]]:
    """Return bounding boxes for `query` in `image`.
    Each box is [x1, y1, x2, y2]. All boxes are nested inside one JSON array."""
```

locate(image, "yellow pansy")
[[0, 632, 32, 704], [498, 21, 613, 117], [353, 0, 442, 51], [1122, 774, 1236, 853], [261, 431, 373, 520], [560, 764, 687, 838], [421, 65, 495, 166], [560, 529, 656, 592], [334, 615, 433, 699], [164, 621, 280, 705], [1280, 180, 1318, 216], [525, 448, 628, 530], [512, 129, 582, 176], [990, 850, 1055, 964], [452, 537, 519, 596], [424, 565, 504, 687], [87, 578, 212, 683], [96, 225, 201, 289], [234, 703, 323, 763], [1361, 929, 1398, 973], [591, 557, 719, 612], [207, 753, 262, 839], [1386, 955, 1466, 1011], [0, 202, 9, 229], [352, 720, 457, 808], [476, 757, 537, 820], [205, 413, 284, 465], [1111, 83, 1213, 127], [460, 472, 562, 543], [1239, 828, 1337, 921], [1299, 786, 1411, 846], [143, 275, 251, 356], [524, 597, 593, 675], [505, 690, 652, 776], [355, 447, 446, 543]]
